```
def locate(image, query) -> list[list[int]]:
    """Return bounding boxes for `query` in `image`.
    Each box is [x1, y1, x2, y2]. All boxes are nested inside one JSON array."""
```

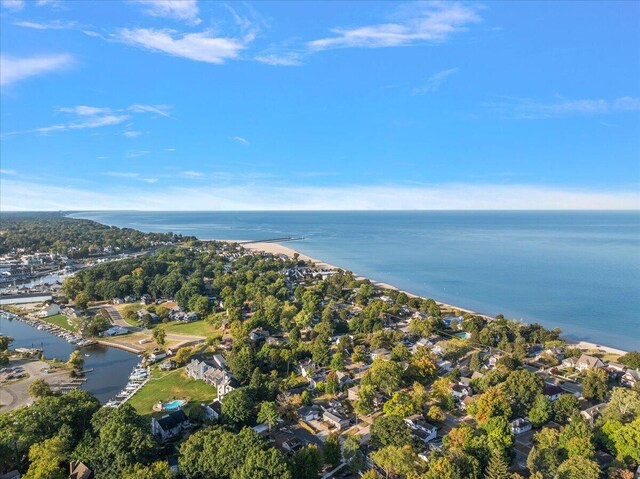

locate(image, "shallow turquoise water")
[[70, 211, 640, 351]]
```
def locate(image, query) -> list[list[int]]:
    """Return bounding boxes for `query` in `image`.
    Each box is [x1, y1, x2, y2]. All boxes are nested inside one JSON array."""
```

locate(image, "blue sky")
[[1, 0, 639, 210]]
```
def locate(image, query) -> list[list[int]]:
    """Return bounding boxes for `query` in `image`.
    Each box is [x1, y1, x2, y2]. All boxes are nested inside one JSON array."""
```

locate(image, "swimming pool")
[[163, 399, 186, 410]]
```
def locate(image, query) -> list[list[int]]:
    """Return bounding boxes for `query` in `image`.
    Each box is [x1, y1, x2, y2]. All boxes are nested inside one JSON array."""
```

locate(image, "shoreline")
[[221, 239, 629, 358]]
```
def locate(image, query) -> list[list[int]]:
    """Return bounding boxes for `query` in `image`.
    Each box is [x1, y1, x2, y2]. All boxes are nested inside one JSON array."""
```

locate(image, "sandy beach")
[[223, 239, 629, 357]]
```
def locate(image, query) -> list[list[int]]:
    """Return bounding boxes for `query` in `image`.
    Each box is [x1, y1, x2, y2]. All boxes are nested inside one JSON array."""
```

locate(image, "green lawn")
[[152, 320, 219, 337], [123, 316, 140, 327], [43, 314, 78, 332], [127, 368, 217, 415]]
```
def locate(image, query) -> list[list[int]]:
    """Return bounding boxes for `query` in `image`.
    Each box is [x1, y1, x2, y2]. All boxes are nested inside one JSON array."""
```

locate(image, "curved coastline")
[[222, 239, 629, 357]]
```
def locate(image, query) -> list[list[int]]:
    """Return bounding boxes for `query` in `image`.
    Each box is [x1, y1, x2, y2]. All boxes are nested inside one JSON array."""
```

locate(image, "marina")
[[0, 314, 140, 403]]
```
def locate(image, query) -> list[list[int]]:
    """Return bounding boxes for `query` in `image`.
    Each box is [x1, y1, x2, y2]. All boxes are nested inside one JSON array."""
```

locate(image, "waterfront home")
[[38, 302, 60, 318], [148, 349, 167, 363], [510, 418, 532, 435], [607, 362, 626, 375], [151, 410, 190, 441], [100, 326, 128, 337], [185, 358, 237, 401], [405, 415, 437, 444], [621, 369, 640, 388], [563, 354, 605, 371], [158, 359, 177, 371], [69, 461, 93, 479]]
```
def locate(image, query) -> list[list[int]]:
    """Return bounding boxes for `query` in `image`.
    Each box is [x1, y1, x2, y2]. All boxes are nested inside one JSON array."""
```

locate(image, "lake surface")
[[0, 317, 140, 403], [70, 211, 640, 351]]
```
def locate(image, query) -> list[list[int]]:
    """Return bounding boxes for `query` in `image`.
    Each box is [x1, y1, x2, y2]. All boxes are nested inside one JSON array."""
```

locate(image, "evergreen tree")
[[484, 448, 511, 479]]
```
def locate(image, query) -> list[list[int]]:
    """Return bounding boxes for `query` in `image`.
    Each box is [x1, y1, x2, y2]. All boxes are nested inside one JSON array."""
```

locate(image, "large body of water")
[[70, 211, 640, 351], [0, 317, 140, 403]]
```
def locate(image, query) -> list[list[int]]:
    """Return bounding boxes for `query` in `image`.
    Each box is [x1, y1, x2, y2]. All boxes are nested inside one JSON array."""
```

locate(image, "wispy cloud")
[[182, 170, 204, 178], [115, 28, 246, 64], [2, 178, 638, 211], [4, 103, 170, 136], [14, 20, 76, 30], [1, 0, 25, 11], [307, 2, 481, 51], [412, 67, 458, 95], [123, 129, 143, 138], [164, 148, 176, 152], [255, 52, 304, 66], [486, 96, 640, 119], [58, 105, 112, 116], [126, 150, 150, 158], [231, 136, 250, 146], [103, 171, 157, 183], [128, 104, 171, 117], [134, 0, 201, 25], [0, 53, 73, 86], [0, 169, 18, 176]]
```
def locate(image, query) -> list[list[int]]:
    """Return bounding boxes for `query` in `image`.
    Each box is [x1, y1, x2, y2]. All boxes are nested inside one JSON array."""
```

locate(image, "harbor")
[[0, 314, 141, 404]]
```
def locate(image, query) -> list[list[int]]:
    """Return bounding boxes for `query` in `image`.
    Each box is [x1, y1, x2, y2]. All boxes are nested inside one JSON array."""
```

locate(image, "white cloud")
[[14, 20, 76, 30], [2, 179, 638, 211], [69, 115, 130, 129], [255, 53, 303, 66], [58, 105, 112, 115], [127, 150, 150, 158], [116, 28, 245, 64], [486, 96, 640, 119], [103, 172, 157, 183], [128, 104, 171, 117], [134, 0, 201, 25], [412, 67, 458, 95], [307, 2, 481, 51], [1, 0, 25, 11], [164, 148, 177, 152], [0, 53, 73, 86], [0, 169, 18, 175], [183, 170, 204, 178], [231, 136, 250, 146], [4, 103, 170, 136]]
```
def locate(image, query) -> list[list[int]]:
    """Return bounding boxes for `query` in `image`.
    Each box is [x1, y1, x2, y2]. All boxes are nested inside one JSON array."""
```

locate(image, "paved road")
[[103, 305, 143, 332], [0, 359, 71, 412]]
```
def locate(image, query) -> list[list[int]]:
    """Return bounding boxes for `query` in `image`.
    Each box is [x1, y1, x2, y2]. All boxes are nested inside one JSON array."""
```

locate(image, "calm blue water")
[[0, 317, 140, 403], [70, 211, 640, 351]]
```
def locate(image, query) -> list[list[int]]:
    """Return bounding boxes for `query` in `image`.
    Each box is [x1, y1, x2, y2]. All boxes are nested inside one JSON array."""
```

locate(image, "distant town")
[[1, 213, 639, 479]]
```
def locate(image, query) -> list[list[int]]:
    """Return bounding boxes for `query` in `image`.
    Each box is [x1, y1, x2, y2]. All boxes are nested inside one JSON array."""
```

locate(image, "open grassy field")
[[43, 314, 78, 332], [127, 368, 217, 415], [152, 320, 219, 337]]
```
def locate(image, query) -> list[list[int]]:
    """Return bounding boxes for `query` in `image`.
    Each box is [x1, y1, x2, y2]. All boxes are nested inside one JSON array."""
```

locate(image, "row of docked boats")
[[0, 310, 96, 347], [105, 362, 150, 408]]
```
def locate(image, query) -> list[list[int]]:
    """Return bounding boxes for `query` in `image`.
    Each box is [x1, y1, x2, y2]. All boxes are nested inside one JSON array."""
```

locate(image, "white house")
[[405, 415, 437, 444], [39, 303, 60, 318], [323, 410, 350, 430], [151, 410, 190, 441], [510, 418, 532, 435], [542, 384, 564, 401]]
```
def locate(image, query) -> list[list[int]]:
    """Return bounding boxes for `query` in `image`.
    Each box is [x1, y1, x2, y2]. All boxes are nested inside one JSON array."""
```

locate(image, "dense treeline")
[[0, 212, 192, 258]]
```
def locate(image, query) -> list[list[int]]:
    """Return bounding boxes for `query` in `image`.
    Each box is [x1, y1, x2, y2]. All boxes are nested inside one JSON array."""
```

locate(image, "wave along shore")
[[220, 239, 629, 357]]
